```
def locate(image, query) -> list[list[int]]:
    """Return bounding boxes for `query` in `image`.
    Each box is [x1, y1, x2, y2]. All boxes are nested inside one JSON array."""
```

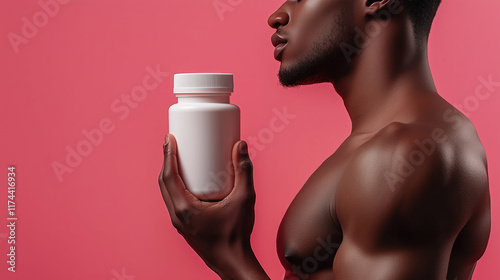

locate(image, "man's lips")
[[274, 43, 287, 61], [271, 33, 288, 61]]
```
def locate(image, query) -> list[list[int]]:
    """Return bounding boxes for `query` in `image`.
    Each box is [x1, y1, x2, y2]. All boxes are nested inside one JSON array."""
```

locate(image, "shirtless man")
[[158, 0, 491, 279]]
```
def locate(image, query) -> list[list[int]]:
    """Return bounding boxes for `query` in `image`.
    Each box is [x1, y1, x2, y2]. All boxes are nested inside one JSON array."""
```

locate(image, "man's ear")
[[364, 0, 394, 15]]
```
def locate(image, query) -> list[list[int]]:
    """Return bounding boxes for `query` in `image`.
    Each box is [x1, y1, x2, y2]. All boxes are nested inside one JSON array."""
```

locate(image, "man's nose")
[[268, 4, 289, 29]]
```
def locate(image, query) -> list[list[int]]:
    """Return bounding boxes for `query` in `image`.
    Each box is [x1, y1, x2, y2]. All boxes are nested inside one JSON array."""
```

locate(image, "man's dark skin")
[[159, 0, 491, 279]]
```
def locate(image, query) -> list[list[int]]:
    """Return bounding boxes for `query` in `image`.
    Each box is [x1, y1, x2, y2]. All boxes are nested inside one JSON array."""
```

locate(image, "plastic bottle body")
[[169, 94, 240, 201]]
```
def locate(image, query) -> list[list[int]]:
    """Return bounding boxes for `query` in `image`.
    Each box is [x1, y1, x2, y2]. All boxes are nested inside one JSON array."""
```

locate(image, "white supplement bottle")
[[169, 73, 240, 201]]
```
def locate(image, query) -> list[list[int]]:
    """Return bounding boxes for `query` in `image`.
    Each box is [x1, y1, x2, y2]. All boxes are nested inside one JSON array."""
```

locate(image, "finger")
[[159, 136, 181, 225], [159, 169, 183, 227], [158, 158, 175, 216], [162, 134, 197, 207], [228, 140, 255, 198], [160, 170, 194, 229]]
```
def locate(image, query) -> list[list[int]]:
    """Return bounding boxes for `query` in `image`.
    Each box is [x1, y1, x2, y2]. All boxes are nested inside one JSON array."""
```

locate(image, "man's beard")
[[278, 49, 331, 87], [278, 20, 348, 87]]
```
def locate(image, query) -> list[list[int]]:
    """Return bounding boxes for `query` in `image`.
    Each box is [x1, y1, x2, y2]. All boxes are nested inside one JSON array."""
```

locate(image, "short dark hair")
[[404, 0, 442, 40]]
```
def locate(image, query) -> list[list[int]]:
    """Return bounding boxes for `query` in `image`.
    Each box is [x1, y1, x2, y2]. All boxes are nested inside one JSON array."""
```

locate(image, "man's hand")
[[159, 134, 268, 279]]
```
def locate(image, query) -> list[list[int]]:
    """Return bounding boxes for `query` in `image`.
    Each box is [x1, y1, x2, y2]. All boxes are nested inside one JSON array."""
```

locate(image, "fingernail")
[[239, 141, 248, 154]]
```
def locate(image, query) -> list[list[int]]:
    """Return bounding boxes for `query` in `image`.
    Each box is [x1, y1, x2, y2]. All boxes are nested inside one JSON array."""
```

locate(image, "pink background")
[[0, 0, 498, 279]]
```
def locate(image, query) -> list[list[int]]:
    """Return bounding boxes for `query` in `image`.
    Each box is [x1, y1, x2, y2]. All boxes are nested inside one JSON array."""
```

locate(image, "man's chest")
[[276, 152, 349, 278]]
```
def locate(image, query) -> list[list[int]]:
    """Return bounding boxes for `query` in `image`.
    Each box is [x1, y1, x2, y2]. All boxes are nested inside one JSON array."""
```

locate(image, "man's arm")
[[159, 134, 270, 280], [333, 125, 469, 279]]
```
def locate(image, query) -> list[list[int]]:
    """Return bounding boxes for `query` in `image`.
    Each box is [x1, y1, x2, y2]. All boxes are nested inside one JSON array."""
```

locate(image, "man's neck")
[[332, 19, 438, 135]]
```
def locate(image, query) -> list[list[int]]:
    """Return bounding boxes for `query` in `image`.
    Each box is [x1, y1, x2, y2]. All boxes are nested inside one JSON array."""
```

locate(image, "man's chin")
[[278, 59, 330, 87], [278, 77, 316, 88], [278, 68, 326, 88], [278, 75, 300, 88]]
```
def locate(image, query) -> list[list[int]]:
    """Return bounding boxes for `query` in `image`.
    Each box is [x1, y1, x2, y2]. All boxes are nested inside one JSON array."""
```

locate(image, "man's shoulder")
[[354, 119, 486, 174], [362, 121, 457, 154], [351, 121, 454, 182], [337, 120, 488, 244], [340, 119, 487, 203]]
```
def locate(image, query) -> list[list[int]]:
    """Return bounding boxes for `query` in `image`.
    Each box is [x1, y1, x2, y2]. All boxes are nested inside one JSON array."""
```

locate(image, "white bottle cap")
[[173, 73, 234, 94]]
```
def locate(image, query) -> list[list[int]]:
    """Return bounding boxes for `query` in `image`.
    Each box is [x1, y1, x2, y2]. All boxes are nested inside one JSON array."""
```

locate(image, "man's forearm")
[[209, 246, 271, 280]]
